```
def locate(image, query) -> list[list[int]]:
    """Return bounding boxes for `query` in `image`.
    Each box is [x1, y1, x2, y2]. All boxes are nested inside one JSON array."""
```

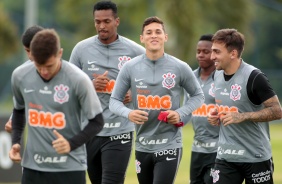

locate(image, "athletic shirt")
[[69, 35, 145, 136], [11, 61, 102, 172], [190, 68, 219, 153], [110, 54, 204, 152], [213, 61, 272, 162]]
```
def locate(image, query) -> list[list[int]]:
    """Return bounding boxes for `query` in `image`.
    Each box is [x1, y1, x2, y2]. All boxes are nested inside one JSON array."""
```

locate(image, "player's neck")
[[146, 50, 164, 61]]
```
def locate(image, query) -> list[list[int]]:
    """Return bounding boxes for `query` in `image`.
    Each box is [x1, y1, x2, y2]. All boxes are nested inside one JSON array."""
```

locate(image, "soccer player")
[[184, 34, 219, 184], [5, 25, 44, 133], [110, 16, 204, 184], [9, 29, 104, 184], [208, 28, 282, 184], [69, 1, 145, 183]]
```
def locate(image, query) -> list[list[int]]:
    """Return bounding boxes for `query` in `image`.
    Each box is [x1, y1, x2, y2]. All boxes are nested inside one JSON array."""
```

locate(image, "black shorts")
[[86, 132, 133, 184], [22, 167, 85, 184], [212, 158, 274, 184], [190, 151, 217, 184], [135, 148, 182, 184]]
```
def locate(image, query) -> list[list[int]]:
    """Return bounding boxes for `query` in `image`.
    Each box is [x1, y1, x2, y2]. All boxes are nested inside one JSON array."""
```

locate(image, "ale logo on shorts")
[[54, 84, 69, 104], [230, 84, 241, 101], [118, 56, 131, 70], [162, 72, 176, 89], [135, 160, 141, 173]]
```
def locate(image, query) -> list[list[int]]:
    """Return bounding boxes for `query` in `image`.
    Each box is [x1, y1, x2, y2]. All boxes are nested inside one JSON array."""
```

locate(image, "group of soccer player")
[[5, 1, 282, 184]]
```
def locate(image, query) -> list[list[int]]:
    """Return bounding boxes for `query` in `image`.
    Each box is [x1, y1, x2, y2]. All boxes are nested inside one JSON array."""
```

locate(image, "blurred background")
[[0, 0, 282, 115], [0, 0, 282, 183]]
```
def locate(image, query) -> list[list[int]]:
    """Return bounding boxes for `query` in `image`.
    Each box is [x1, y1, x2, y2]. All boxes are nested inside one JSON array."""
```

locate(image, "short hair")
[[141, 16, 165, 34], [199, 34, 213, 42], [93, 1, 118, 18], [21, 25, 44, 48], [30, 29, 61, 65], [212, 28, 244, 57]]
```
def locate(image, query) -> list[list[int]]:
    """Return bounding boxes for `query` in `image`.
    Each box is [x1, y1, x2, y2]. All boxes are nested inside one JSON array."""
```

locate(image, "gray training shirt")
[[110, 53, 204, 153], [69, 35, 145, 136], [185, 68, 219, 153], [11, 61, 102, 172], [213, 61, 272, 163]]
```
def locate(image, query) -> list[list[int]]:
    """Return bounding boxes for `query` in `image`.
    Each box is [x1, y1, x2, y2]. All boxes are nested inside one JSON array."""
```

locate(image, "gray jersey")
[[110, 54, 204, 152], [214, 61, 272, 162], [189, 68, 219, 153], [11, 61, 102, 172], [69, 35, 145, 136]]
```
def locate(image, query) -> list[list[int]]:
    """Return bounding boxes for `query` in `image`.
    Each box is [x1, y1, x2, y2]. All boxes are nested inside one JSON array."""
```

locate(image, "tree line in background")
[[0, 0, 282, 106], [1, 0, 282, 68]]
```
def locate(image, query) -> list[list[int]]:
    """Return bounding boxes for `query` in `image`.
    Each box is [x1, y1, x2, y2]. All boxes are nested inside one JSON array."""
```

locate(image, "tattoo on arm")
[[243, 95, 282, 122]]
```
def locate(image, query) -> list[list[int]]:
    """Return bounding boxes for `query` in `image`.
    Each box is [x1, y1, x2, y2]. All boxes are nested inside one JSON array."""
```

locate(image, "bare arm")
[[220, 95, 282, 126]]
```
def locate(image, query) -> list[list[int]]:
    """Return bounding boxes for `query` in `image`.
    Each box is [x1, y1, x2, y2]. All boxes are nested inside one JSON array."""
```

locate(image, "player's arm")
[[68, 114, 104, 151], [220, 71, 282, 126], [5, 113, 13, 133], [9, 108, 25, 162], [175, 63, 205, 120]]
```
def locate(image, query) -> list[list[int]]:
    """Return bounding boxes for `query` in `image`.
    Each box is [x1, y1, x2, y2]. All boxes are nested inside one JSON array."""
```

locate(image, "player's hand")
[[128, 110, 148, 124], [123, 90, 132, 104], [9, 144, 21, 163], [165, 110, 180, 124], [219, 111, 242, 126], [52, 130, 71, 154], [5, 119, 12, 133], [92, 71, 110, 91], [207, 108, 220, 126]]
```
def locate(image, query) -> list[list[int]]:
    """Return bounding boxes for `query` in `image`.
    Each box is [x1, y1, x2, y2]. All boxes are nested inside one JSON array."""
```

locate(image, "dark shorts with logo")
[[190, 151, 217, 184], [211, 158, 274, 184], [86, 132, 133, 184], [22, 168, 85, 184], [135, 147, 182, 184]]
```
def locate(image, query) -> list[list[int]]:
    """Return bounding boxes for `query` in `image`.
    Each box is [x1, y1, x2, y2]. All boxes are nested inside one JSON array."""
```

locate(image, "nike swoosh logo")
[[121, 140, 130, 144], [214, 87, 221, 91], [24, 88, 34, 93], [166, 157, 176, 161], [87, 60, 96, 65], [134, 78, 144, 82]]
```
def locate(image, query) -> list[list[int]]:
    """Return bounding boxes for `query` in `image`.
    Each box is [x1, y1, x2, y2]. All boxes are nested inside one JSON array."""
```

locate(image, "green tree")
[[0, 3, 19, 63]]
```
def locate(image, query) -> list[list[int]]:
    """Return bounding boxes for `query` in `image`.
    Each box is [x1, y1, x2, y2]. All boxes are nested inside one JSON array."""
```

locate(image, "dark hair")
[[212, 28, 244, 57], [93, 1, 118, 18], [30, 29, 60, 65], [199, 34, 213, 42], [141, 16, 165, 34], [21, 25, 44, 48]]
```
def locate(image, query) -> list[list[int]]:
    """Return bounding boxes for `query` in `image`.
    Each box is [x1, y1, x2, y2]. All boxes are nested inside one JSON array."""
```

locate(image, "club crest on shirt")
[[208, 83, 216, 97], [118, 56, 131, 70], [230, 84, 241, 101], [162, 72, 176, 89], [54, 84, 69, 104]]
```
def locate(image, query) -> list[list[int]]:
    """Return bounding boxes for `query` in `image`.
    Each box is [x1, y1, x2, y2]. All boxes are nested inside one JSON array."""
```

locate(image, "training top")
[[70, 35, 145, 136], [213, 61, 272, 162], [110, 53, 204, 153], [186, 68, 219, 153], [11, 61, 102, 172]]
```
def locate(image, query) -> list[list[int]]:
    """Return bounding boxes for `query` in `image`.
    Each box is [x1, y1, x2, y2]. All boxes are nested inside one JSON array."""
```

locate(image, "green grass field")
[[1, 122, 281, 184], [117, 122, 282, 184]]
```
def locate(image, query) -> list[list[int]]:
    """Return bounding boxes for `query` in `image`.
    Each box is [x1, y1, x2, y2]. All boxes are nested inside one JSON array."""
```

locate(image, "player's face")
[[94, 9, 119, 44], [34, 49, 62, 80], [211, 42, 232, 71], [196, 40, 214, 69], [140, 22, 168, 53]]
